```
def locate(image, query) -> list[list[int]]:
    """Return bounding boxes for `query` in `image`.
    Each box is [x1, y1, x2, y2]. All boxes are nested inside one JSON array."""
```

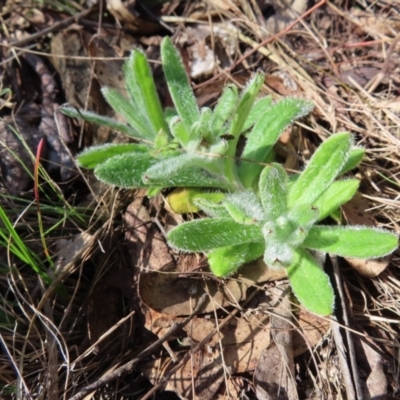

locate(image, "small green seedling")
[[62, 37, 313, 194], [167, 133, 398, 315]]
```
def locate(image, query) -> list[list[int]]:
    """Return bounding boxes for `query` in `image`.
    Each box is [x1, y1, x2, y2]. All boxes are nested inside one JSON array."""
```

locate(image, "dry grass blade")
[[1, 0, 400, 399]]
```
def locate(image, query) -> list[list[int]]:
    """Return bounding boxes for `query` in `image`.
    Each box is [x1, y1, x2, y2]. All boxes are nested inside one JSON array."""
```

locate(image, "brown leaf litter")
[[1, 1, 400, 399]]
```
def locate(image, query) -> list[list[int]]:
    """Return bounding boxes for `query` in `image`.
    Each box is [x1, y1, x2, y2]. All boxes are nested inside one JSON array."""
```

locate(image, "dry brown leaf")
[[238, 258, 287, 285], [139, 271, 246, 315], [360, 338, 388, 399], [51, 28, 94, 109], [254, 284, 298, 400], [88, 37, 126, 97], [184, 313, 270, 368], [141, 311, 270, 398], [141, 349, 227, 399], [106, 0, 159, 33], [293, 309, 330, 357], [54, 232, 94, 274], [124, 195, 175, 272]]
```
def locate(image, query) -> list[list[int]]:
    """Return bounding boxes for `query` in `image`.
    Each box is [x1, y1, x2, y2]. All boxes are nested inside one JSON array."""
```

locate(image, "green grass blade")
[[0, 206, 49, 283], [288, 132, 352, 208], [161, 37, 199, 132], [304, 225, 399, 258]]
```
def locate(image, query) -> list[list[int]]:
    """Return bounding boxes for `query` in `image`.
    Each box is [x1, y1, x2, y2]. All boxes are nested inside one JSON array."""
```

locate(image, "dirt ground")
[[0, 0, 399, 399]]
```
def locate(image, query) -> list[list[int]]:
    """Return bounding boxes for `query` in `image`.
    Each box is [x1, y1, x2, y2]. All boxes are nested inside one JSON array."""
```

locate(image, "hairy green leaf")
[[143, 158, 228, 188], [125, 49, 169, 138], [143, 153, 226, 186], [94, 152, 157, 187], [227, 72, 265, 157], [288, 132, 352, 208], [193, 197, 231, 219], [102, 87, 153, 140], [161, 37, 199, 131], [61, 106, 138, 138], [339, 147, 365, 175], [222, 195, 263, 225], [239, 98, 314, 188], [77, 143, 148, 169], [208, 242, 265, 277], [169, 116, 190, 147], [241, 96, 273, 133], [192, 107, 213, 143], [264, 239, 295, 269], [167, 218, 264, 252], [313, 179, 360, 221], [259, 163, 288, 220], [287, 249, 335, 315], [288, 204, 320, 228], [211, 85, 238, 139], [304, 225, 399, 258]]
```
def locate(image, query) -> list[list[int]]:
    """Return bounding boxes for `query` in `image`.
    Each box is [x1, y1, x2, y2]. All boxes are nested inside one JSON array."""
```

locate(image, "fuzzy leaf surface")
[[77, 143, 148, 169], [143, 167, 227, 189], [239, 98, 314, 188], [287, 249, 335, 315], [161, 37, 199, 131], [208, 242, 265, 277], [223, 191, 265, 224], [259, 163, 288, 220], [304, 225, 399, 258], [102, 87, 153, 140], [61, 106, 138, 138], [227, 72, 264, 157], [94, 152, 157, 187], [313, 179, 359, 221], [194, 107, 213, 143], [210, 85, 238, 139], [339, 147, 365, 175], [193, 197, 231, 219], [126, 49, 168, 137], [241, 96, 272, 133], [288, 132, 352, 208], [142, 153, 227, 188], [169, 116, 190, 147], [264, 240, 295, 268], [167, 218, 264, 252]]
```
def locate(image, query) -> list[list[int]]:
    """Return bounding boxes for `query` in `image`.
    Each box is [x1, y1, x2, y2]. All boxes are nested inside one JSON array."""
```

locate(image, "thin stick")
[[139, 288, 260, 400], [194, 0, 327, 90], [8, 7, 97, 49], [69, 293, 208, 400]]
